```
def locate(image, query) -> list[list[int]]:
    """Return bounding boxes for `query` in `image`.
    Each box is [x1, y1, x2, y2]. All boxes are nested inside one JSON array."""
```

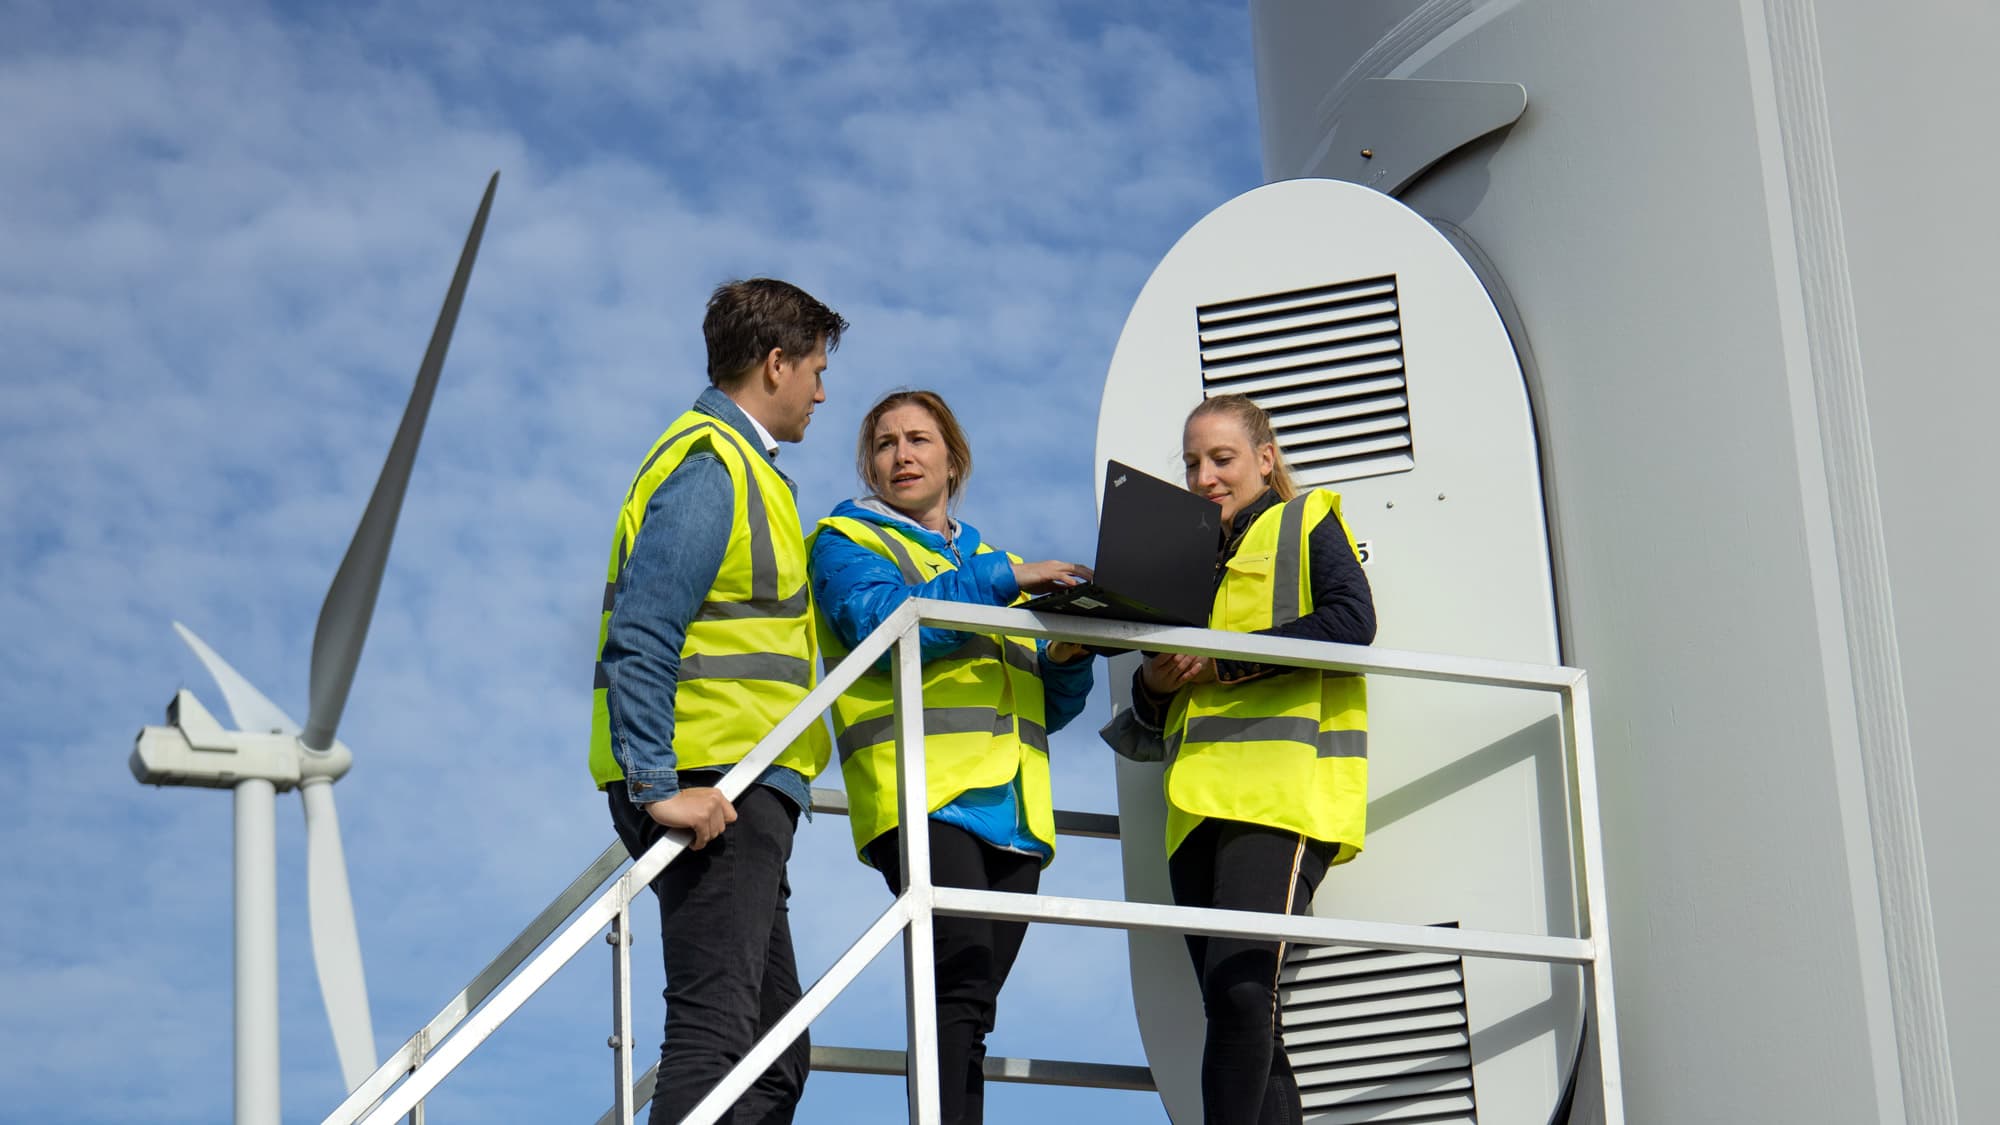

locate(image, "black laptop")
[[1023, 460, 1219, 626]]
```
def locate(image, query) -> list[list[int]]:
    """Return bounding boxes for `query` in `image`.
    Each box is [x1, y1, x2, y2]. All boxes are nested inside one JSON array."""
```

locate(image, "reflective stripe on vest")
[[865, 525, 924, 583], [834, 705, 1001, 759], [1162, 489, 1368, 863], [1273, 495, 1309, 626], [833, 704, 1051, 762], [588, 411, 830, 790], [811, 515, 1056, 864], [679, 651, 813, 685], [592, 420, 819, 687], [1166, 715, 1367, 761], [593, 650, 815, 691]]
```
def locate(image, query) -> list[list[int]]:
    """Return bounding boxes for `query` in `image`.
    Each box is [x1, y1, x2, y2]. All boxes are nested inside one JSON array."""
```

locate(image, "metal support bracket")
[[1319, 78, 1527, 197], [610, 904, 634, 1125]]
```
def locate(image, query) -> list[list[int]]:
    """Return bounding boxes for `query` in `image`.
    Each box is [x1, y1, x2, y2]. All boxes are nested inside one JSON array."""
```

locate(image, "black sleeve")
[[1127, 660, 1175, 731], [1214, 508, 1375, 683]]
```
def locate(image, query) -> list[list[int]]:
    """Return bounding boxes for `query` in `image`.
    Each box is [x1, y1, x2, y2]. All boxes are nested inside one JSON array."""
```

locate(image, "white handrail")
[[327, 598, 1621, 1125], [327, 599, 915, 1125], [321, 840, 627, 1122], [325, 798, 1119, 1120]]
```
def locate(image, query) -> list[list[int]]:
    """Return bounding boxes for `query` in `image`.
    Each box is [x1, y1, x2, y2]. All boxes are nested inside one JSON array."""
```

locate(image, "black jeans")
[[867, 821, 1042, 1125], [1167, 818, 1334, 1125], [608, 779, 809, 1125]]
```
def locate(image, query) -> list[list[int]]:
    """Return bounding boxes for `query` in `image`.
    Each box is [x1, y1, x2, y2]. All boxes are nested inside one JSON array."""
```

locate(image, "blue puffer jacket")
[[809, 498, 1095, 860]]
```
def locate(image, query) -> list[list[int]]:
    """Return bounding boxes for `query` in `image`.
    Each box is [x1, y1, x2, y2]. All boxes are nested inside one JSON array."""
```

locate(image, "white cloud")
[[0, 2, 1259, 1121]]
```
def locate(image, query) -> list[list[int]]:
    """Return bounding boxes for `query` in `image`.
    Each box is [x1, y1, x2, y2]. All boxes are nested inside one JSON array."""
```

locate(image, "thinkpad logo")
[[1113, 474, 1128, 488]]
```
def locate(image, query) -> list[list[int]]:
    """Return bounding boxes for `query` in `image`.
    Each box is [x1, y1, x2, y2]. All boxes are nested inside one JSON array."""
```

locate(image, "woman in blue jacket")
[[809, 388, 1095, 1125]]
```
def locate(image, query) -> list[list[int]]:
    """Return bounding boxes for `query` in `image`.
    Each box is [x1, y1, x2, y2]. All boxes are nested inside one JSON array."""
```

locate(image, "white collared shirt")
[[742, 410, 779, 458]]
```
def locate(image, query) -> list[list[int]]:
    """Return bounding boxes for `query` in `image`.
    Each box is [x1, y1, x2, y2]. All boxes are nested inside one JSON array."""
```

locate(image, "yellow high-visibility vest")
[[589, 410, 830, 789], [810, 516, 1054, 865], [1164, 490, 1368, 863]]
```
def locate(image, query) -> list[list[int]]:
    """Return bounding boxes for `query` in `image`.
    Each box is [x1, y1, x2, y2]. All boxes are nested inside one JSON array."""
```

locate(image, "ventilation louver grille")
[[1197, 277, 1413, 484], [1281, 930, 1476, 1124]]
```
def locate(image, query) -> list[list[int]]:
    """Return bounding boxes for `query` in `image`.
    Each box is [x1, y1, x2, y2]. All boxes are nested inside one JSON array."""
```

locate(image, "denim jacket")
[[598, 386, 814, 813]]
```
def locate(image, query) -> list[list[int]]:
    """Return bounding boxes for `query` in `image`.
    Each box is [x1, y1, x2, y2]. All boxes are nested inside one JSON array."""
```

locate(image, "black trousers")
[[608, 780, 809, 1125], [868, 821, 1042, 1125], [1167, 818, 1334, 1125]]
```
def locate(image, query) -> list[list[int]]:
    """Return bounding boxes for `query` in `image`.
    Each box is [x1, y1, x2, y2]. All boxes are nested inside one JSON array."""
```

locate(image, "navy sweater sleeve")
[[1037, 645, 1096, 734]]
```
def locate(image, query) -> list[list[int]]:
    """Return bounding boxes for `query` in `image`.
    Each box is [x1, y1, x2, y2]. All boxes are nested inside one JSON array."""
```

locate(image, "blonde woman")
[[1127, 393, 1376, 1125], [807, 389, 1094, 1124]]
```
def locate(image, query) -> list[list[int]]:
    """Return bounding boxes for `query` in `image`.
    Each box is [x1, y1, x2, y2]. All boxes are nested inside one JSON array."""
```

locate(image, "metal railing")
[[322, 598, 1622, 1125]]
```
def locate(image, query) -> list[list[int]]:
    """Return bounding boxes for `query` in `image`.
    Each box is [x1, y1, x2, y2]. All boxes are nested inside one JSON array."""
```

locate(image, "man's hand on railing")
[[646, 788, 737, 850]]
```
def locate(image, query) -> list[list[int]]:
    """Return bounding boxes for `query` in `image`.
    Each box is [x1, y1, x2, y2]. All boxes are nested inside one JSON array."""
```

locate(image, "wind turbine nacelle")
[[130, 689, 350, 790]]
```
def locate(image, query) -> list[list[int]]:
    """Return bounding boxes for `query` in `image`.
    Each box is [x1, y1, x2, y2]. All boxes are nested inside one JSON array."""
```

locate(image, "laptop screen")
[[1090, 460, 1220, 625]]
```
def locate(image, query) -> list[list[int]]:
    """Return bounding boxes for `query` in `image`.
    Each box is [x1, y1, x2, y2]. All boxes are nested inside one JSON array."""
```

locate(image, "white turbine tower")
[[130, 173, 498, 1125]]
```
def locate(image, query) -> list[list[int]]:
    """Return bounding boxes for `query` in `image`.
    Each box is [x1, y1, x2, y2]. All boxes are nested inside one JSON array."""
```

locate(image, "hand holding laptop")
[[1141, 651, 1214, 693]]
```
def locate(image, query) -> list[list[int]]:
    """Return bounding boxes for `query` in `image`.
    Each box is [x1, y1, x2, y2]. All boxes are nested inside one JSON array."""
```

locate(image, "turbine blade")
[[302, 171, 499, 751], [172, 621, 300, 735], [301, 780, 377, 1090]]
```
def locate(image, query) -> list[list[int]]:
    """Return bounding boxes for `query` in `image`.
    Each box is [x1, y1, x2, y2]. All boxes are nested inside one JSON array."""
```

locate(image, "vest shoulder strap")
[[624, 415, 757, 513], [816, 515, 929, 583], [1260, 490, 1340, 626]]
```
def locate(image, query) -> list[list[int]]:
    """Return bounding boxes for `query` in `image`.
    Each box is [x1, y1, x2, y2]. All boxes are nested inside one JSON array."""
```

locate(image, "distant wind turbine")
[[130, 173, 498, 1125]]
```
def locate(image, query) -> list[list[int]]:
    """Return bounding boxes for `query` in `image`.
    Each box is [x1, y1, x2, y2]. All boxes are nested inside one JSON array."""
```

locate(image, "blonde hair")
[[1186, 393, 1297, 501], [857, 389, 974, 507]]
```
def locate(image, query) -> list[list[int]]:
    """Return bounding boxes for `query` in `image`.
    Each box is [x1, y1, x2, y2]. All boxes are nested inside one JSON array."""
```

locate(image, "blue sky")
[[0, 1, 1264, 1121]]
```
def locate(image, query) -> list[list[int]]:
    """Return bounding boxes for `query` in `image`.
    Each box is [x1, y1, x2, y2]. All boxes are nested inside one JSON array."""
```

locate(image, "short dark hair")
[[703, 278, 848, 386]]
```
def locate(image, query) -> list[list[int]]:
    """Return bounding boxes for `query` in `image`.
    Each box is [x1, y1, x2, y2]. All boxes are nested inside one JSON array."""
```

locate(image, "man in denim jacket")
[[597, 278, 846, 1124]]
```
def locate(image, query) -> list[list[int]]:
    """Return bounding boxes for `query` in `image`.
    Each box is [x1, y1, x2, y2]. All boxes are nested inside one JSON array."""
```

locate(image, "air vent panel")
[[1282, 930, 1477, 1125], [1198, 276, 1414, 484]]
